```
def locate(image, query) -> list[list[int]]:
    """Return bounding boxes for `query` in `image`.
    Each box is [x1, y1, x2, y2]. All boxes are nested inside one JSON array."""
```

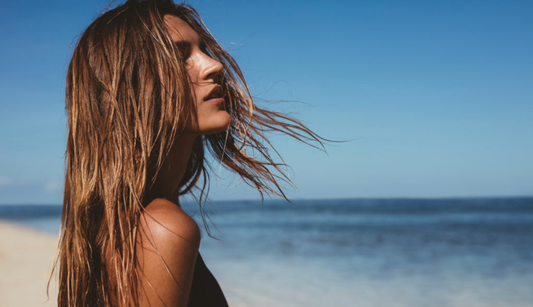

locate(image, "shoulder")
[[140, 198, 201, 248], [137, 198, 201, 306]]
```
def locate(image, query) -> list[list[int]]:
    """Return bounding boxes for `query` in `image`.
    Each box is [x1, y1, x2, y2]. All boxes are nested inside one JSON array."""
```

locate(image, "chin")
[[199, 111, 232, 135]]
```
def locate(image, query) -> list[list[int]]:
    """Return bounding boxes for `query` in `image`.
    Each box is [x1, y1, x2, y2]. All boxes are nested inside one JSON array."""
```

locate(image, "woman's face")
[[164, 15, 231, 135]]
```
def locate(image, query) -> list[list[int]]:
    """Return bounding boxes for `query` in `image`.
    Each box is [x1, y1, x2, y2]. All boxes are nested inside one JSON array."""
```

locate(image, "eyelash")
[[200, 43, 211, 57], [180, 45, 192, 61], [175, 42, 210, 63]]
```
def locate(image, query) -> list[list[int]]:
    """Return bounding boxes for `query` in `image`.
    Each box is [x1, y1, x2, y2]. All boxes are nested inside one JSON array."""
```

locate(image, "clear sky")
[[1, 0, 532, 204]]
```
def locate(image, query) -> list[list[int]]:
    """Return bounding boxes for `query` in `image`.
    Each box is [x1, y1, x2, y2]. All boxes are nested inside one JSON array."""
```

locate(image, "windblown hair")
[[54, 0, 324, 306]]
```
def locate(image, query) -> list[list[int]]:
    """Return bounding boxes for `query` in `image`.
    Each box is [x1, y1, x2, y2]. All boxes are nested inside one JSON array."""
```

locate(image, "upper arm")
[[136, 198, 201, 307]]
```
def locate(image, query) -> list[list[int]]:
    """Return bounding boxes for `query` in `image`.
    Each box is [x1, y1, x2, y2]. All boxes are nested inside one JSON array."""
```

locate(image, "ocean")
[[1, 198, 532, 307]]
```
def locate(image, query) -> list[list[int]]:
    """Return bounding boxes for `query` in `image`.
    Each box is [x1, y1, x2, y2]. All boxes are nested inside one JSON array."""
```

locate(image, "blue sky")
[[0, 0, 532, 204]]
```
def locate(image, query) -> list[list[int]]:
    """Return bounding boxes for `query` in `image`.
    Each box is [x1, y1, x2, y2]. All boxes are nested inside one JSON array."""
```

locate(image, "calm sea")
[[1, 198, 533, 307]]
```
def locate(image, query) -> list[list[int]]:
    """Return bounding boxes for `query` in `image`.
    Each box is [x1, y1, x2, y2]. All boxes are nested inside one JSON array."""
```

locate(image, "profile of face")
[[164, 15, 231, 135]]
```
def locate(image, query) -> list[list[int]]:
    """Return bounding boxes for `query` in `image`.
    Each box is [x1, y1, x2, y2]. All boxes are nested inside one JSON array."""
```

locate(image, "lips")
[[204, 85, 223, 101]]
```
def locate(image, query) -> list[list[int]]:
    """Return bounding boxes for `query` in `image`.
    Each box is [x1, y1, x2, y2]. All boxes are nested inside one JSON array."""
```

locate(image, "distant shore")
[[0, 220, 58, 307]]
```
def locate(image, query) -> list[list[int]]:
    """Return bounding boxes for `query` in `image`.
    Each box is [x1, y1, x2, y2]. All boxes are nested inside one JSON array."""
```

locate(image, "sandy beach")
[[0, 219, 252, 307], [0, 220, 58, 307]]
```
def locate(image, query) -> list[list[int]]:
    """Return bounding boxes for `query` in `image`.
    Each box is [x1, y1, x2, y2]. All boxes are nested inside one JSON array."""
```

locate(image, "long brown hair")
[[54, 0, 325, 306]]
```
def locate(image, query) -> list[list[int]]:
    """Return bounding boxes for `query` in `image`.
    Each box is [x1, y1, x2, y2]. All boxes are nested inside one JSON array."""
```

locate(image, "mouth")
[[204, 85, 224, 104]]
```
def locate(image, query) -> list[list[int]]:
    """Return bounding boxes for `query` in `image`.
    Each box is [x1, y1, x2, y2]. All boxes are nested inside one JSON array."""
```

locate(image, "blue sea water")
[[1, 198, 533, 307]]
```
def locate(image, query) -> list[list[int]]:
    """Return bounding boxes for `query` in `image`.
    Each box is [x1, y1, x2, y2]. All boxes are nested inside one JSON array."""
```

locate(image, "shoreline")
[[2, 199, 533, 307], [0, 220, 58, 307]]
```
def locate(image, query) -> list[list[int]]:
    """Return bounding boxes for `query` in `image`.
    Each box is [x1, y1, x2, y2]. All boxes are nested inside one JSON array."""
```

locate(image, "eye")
[[199, 41, 212, 58], [174, 42, 192, 61]]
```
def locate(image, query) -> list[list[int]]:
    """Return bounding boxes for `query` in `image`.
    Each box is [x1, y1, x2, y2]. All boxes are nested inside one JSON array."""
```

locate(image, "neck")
[[148, 134, 198, 203]]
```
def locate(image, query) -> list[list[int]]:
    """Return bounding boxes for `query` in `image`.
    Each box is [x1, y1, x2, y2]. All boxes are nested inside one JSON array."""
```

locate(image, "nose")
[[199, 53, 223, 82]]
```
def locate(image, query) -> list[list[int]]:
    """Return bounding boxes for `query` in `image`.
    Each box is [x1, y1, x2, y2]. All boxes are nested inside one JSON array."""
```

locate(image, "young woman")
[[54, 0, 324, 306]]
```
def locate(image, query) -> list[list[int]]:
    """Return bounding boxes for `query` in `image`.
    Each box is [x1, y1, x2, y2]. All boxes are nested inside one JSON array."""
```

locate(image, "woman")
[[54, 0, 324, 306]]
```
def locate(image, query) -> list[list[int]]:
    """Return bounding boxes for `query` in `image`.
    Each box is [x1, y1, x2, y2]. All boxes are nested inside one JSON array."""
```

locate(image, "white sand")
[[0, 221, 58, 307]]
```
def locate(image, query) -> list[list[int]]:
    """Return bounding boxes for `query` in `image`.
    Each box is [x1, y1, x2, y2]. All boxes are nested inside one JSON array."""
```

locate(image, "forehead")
[[164, 15, 200, 44]]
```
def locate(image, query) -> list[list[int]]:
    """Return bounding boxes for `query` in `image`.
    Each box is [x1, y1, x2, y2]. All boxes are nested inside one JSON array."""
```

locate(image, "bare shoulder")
[[139, 198, 201, 247], [136, 198, 201, 307]]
